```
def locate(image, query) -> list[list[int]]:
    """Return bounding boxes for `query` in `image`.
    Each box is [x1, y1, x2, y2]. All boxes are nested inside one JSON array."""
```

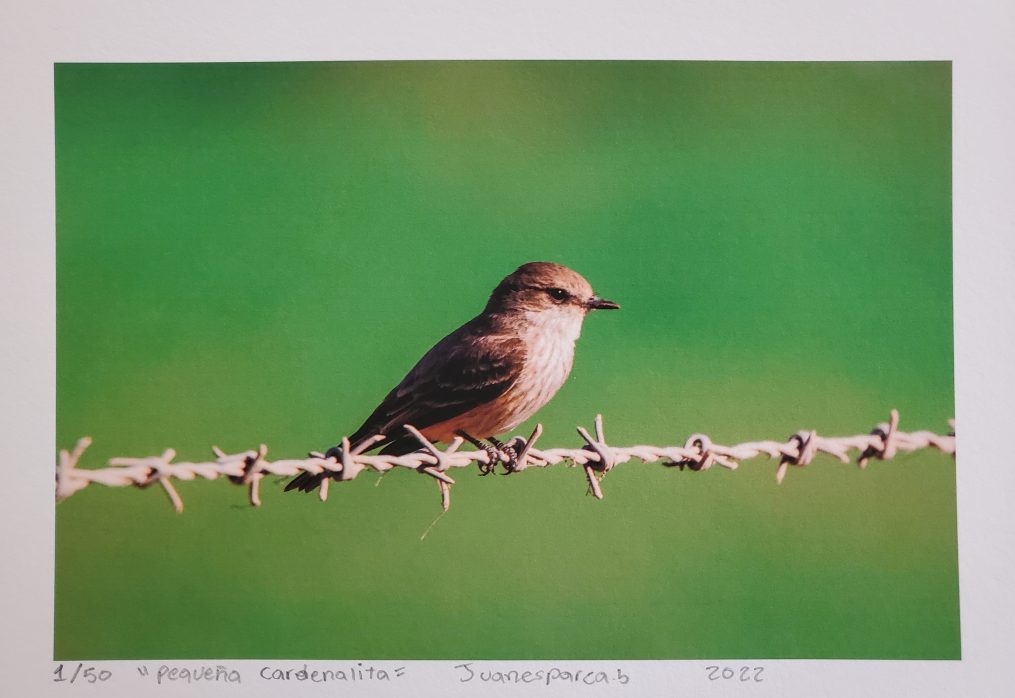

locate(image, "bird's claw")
[[478, 445, 498, 476], [457, 431, 519, 476], [476, 442, 518, 475], [490, 438, 519, 474], [501, 446, 520, 473]]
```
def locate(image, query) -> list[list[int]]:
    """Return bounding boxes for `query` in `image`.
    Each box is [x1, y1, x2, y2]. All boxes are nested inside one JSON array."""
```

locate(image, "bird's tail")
[[284, 441, 357, 494], [284, 470, 327, 494]]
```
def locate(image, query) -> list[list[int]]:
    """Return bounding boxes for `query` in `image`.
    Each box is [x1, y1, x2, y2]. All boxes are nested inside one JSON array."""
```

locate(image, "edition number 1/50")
[[53, 663, 113, 684], [705, 666, 764, 682]]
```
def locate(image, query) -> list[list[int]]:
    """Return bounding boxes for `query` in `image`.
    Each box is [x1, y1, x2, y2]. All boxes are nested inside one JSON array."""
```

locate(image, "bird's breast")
[[497, 312, 582, 430]]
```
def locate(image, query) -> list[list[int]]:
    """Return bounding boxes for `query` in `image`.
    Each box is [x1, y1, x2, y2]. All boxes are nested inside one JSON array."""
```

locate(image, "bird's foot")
[[478, 445, 499, 476], [489, 437, 519, 474], [455, 430, 499, 475]]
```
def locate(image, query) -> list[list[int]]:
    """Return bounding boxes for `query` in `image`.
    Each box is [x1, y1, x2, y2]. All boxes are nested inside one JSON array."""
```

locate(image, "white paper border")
[[2, 1, 1013, 695]]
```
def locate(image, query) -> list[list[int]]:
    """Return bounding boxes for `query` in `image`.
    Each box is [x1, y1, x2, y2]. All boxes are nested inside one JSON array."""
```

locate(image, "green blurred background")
[[55, 61, 956, 660]]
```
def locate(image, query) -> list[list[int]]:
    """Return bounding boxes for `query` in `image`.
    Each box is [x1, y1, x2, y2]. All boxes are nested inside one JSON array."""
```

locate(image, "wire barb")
[[55, 410, 955, 513]]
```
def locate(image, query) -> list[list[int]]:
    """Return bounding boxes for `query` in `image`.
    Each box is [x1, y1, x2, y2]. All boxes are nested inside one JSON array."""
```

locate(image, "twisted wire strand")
[[55, 409, 955, 513]]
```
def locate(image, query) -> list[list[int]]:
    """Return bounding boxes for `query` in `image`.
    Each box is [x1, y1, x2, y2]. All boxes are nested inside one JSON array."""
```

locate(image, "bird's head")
[[485, 262, 620, 319]]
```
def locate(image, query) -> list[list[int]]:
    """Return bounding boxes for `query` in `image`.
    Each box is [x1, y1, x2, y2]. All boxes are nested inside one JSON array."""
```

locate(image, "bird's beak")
[[587, 296, 620, 310]]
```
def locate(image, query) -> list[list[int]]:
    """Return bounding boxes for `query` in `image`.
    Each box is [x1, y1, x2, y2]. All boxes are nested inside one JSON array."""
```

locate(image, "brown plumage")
[[286, 261, 618, 493]]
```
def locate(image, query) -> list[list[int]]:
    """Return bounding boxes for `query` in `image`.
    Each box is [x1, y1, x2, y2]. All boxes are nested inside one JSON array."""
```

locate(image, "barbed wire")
[[55, 410, 955, 514]]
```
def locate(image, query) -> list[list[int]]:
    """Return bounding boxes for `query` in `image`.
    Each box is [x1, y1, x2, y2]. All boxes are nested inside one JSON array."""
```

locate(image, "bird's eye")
[[546, 287, 569, 303]]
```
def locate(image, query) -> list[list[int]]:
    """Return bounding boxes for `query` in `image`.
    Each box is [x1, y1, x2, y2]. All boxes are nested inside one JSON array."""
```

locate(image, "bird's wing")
[[346, 317, 525, 450]]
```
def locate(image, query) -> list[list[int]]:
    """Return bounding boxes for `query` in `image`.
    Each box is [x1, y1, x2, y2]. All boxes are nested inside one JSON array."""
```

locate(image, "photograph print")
[[55, 60, 956, 660]]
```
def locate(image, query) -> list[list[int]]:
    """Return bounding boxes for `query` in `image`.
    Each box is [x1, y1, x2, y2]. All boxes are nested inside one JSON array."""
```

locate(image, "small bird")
[[286, 261, 619, 493]]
